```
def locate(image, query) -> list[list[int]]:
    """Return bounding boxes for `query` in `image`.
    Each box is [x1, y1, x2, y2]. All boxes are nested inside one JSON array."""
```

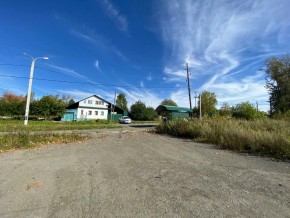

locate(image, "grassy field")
[[156, 118, 290, 160], [0, 131, 92, 152], [0, 120, 120, 132]]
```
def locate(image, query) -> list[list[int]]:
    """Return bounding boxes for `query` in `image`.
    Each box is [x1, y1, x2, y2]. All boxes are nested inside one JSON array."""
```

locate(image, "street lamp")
[[24, 53, 49, 125]]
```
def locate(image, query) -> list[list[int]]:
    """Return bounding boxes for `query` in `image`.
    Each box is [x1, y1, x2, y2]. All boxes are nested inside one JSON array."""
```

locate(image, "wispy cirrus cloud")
[[57, 88, 115, 102], [95, 60, 104, 75], [117, 87, 162, 108], [98, 0, 128, 33], [71, 28, 128, 61], [46, 63, 89, 81], [146, 74, 152, 81], [157, 0, 290, 110]]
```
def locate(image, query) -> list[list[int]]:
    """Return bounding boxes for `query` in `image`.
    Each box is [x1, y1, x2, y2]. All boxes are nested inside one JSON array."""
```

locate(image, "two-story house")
[[61, 95, 125, 121]]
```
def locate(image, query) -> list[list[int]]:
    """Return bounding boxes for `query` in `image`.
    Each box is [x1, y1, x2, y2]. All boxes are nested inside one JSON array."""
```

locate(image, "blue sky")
[[0, 0, 290, 111]]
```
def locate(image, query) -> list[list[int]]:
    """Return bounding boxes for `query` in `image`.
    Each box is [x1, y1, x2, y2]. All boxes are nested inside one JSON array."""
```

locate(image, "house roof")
[[156, 105, 192, 113]]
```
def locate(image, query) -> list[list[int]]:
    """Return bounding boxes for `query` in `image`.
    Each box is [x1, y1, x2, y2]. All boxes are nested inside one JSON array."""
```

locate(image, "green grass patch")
[[0, 131, 91, 152], [156, 118, 290, 160], [0, 120, 120, 132]]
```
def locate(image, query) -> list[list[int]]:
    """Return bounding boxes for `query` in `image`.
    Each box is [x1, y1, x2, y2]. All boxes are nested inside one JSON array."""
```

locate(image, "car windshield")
[[123, 116, 129, 119]]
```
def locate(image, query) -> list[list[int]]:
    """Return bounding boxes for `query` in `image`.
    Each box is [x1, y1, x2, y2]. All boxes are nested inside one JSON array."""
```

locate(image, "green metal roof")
[[156, 105, 192, 113]]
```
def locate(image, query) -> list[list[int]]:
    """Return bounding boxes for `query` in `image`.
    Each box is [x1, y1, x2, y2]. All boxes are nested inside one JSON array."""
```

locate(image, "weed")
[[156, 118, 290, 160]]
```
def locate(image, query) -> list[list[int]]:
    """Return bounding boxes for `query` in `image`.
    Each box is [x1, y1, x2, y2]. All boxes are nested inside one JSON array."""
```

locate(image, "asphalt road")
[[0, 131, 289, 217]]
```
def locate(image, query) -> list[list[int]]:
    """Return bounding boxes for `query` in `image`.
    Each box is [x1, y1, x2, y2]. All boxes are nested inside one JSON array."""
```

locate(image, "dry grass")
[[156, 118, 290, 160]]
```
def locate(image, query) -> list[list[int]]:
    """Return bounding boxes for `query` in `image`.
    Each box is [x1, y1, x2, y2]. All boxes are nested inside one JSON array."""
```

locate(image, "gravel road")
[[0, 131, 289, 218]]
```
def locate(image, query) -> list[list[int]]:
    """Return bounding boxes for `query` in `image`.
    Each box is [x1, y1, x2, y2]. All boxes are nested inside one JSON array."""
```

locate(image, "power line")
[[0, 73, 177, 90]]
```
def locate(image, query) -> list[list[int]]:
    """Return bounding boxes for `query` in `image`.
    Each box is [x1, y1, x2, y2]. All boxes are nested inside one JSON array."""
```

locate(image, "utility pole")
[[199, 94, 202, 119], [256, 100, 259, 111], [110, 90, 117, 124], [194, 91, 198, 108], [186, 63, 192, 116]]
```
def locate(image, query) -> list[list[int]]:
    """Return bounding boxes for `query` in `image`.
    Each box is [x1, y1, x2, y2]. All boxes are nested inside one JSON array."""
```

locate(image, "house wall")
[[76, 108, 108, 120], [76, 96, 109, 120]]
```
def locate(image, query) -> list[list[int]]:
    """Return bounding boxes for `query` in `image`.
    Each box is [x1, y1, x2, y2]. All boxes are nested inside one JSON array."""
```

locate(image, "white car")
[[119, 116, 132, 124]]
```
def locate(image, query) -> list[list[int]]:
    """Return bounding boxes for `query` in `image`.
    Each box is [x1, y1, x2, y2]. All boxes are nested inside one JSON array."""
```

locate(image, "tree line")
[[0, 93, 74, 120], [1, 54, 289, 121]]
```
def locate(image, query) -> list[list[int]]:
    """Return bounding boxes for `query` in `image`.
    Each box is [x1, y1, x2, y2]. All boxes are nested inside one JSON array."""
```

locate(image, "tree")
[[116, 93, 128, 111], [198, 91, 218, 117], [68, 98, 75, 106], [265, 55, 290, 114], [233, 102, 265, 120], [160, 99, 177, 106], [130, 100, 146, 120], [219, 102, 233, 117], [31, 95, 67, 120], [0, 92, 25, 117], [144, 107, 158, 121]]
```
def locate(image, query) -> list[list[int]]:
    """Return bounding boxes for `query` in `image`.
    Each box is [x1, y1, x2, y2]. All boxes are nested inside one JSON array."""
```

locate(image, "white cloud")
[[146, 74, 152, 81], [157, 0, 290, 111], [116, 87, 162, 108], [57, 88, 115, 103], [95, 60, 104, 74], [46, 63, 89, 81], [99, 0, 128, 33], [71, 29, 129, 62], [140, 81, 144, 88]]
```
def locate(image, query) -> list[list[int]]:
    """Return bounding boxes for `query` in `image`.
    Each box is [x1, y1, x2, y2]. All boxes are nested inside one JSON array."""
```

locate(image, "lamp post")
[[24, 53, 49, 125]]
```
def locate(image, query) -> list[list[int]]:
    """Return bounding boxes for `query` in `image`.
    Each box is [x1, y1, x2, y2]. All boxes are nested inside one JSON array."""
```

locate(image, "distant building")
[[156, 105, 192, 119], [61, 95, 126, 121]]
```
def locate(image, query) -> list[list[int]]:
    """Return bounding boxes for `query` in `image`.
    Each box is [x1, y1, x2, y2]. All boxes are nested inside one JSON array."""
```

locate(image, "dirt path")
[[0, 131, 289, 217]]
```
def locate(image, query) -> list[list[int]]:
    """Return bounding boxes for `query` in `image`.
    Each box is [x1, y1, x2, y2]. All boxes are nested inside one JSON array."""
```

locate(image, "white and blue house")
[[61, 95, 125, 121]]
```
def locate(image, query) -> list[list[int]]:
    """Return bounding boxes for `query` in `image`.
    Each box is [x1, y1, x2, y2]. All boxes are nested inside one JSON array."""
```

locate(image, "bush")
[[233, 102, 266, 120]]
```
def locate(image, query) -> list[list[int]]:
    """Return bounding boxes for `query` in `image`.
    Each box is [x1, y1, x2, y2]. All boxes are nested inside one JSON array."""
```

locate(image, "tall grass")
[[156, 118, 290, 160], [0, 131, 91, 151]]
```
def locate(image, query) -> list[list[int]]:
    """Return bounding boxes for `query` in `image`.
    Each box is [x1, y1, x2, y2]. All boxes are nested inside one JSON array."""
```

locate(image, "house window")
[[95, 111, 98, 115], [81, 110, 84, 115], [88, 100, 92, 104], [95, 101, 98, 105], [88, 111, 92, 115], [83, 100, 86, 104], [101, 111, 104, 116]]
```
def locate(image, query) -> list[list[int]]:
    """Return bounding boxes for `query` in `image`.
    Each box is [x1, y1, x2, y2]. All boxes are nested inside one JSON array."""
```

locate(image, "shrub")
[[233, 102, 266, 120]]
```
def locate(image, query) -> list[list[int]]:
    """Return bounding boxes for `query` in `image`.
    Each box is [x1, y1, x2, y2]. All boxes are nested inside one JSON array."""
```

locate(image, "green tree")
[[265, 55, 290, 114], [233, 102, 265, 120], [116, 93, 128, 111], [160, 99, 177, 106], [68, 98, 75, 106], [198, 91, 218, 117], [144, 107, 158, 120], [130, 100, 146, 120], [31, 95, 67, 120], [219, 102, 233, 117], [0, 92, 25, 117]]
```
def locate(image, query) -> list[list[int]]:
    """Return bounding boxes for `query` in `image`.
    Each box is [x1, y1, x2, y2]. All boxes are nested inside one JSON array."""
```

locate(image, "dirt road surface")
[[0, 131, 289, 217]]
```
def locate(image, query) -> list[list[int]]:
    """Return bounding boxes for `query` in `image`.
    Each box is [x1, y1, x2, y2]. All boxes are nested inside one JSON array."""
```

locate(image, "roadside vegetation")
[[156, 118, 290, 160], [0, 120, 120, 132], [0, 131, 91, 152]]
